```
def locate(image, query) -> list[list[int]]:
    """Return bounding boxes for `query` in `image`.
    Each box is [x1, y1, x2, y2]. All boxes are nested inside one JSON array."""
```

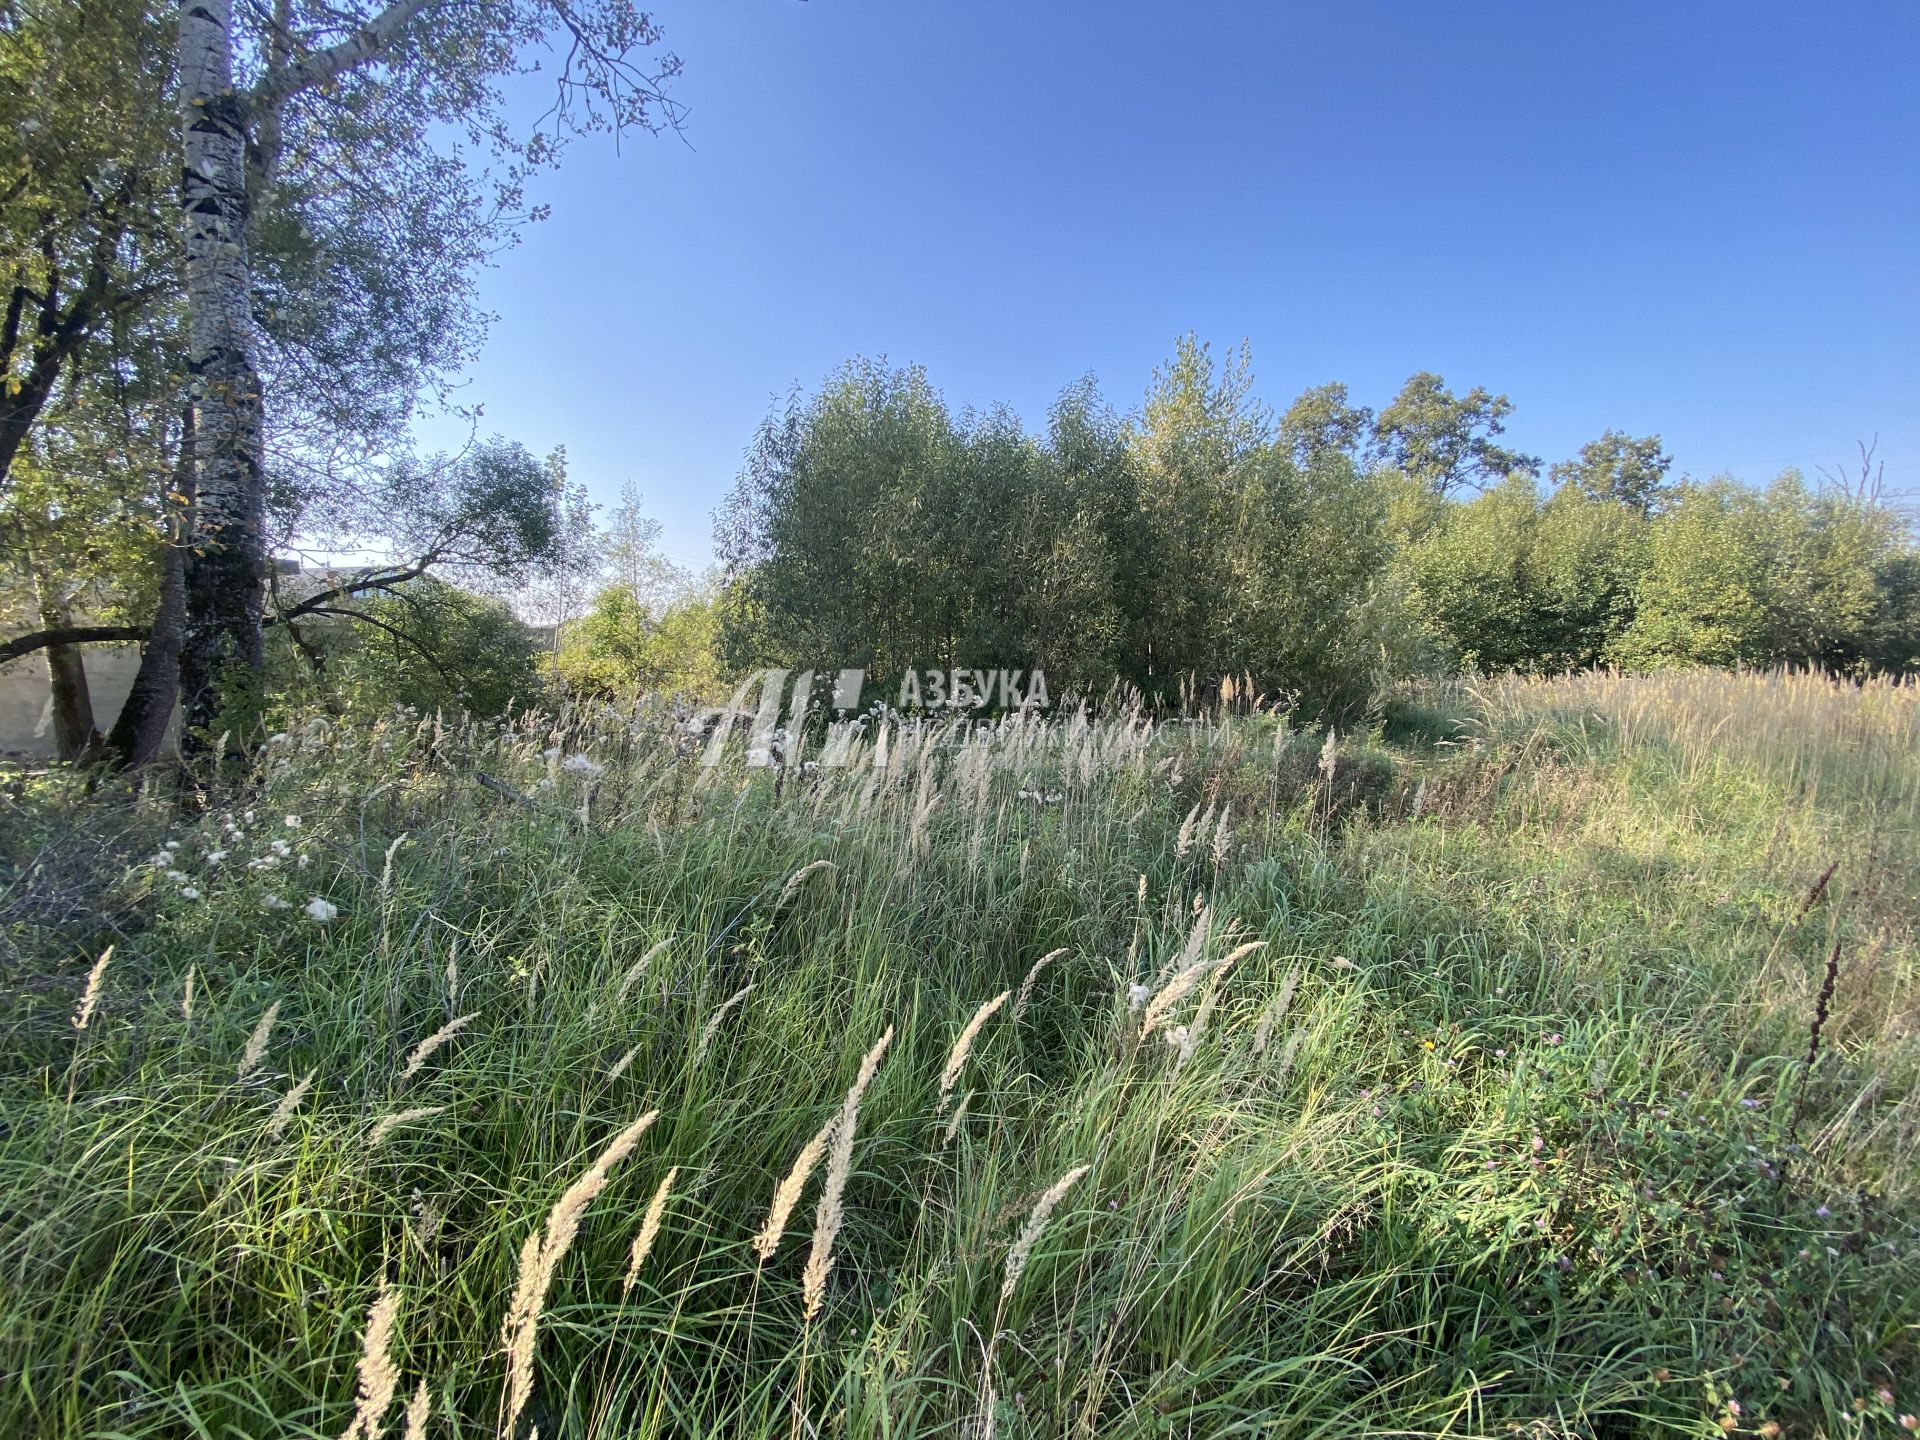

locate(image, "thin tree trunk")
[[107, 437, 193, 766], [35, 581, 102, 761], [178, 0, 267, 744]]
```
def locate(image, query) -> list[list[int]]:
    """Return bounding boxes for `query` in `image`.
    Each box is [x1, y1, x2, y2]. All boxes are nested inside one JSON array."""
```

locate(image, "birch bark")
[[178, 0, 266, 739]]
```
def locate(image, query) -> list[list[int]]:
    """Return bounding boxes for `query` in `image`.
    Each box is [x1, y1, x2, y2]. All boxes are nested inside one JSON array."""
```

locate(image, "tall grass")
[[0, 670, 1915, 1437]]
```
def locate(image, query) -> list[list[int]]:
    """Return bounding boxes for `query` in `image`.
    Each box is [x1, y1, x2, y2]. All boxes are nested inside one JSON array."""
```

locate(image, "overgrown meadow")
[[3, 670, 1917, 1439]]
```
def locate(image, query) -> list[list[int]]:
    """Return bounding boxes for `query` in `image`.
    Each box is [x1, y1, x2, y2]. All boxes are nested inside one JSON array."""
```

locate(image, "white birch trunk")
[[178, 0, 267, 739]]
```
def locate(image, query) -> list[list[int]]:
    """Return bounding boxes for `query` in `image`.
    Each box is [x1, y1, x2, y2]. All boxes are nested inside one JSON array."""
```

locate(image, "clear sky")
[[413, 0, 1920, 568]]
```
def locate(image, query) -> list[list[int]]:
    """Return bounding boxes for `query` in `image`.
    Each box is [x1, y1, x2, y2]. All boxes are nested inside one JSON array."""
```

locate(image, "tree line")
[[697, 340, 1917, 718]]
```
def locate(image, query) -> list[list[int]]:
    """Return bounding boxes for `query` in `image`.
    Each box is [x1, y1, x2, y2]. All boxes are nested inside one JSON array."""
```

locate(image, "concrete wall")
[[0, 644, 153, 758]]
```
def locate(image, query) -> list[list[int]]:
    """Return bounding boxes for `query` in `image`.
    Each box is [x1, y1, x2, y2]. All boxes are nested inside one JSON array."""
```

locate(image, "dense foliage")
[[708, 341, 1919, 717]]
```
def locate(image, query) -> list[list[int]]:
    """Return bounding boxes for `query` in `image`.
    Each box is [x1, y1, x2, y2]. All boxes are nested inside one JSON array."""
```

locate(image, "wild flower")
[[71, 946, 114, 1030], [1002, 1163, 1092, 1302], [305, 897, 339, 923], [560, 752, 604, 777]]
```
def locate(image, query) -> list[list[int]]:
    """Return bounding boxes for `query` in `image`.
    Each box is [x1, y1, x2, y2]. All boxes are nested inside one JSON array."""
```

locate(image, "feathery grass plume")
[[1001, 1163, 1092, 1302], [268, 1070, 317, 1139], [444, 942, 460, 1005], [776, 859, 836, 908], [1317, 727, 1339, 782], [400, 1380, 430, 1440], [692, 983, 755, 1066], [368, 1106, 446, 1148], [236, 1000, 282, 1082], [1251, 969, 1301, 1055], [181, 964, 196, 1024], [339, 1278, 401, 1440], [1157, 903, 1212, 985], [622, 1165, 679, 1292], [1210, 803, 1233, 869], [752, 1112, 838, 1261], [607, 1044, 641, 1084], [1180, 971, 1227, 1065], [399, 1013, 477, 1083], [1142, 940, 1262, 1036], [1013, 948, 1068, 1020], [502, 1110, 659, 1436], [71, 945, 114, 1031], [801, 1025, 894, 1320], [614, 938, 671, 1008], [1173, 800, 1203, 860], [941, 1090, 971, 1144], [938, 991, 1009, 1110]]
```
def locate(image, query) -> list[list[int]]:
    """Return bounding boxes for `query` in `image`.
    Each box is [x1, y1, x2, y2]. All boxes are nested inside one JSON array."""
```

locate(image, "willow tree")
[[175, 0, 682, 737]]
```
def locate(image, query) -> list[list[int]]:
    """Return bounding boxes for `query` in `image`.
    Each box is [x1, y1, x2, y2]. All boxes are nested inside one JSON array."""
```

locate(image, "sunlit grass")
[[1, 671, 1915, 1437]]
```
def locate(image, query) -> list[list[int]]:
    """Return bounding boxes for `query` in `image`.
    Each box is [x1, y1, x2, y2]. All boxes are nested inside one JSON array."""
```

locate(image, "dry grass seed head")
[[368, 1106, 446, 1148], [753, 1113, 839, 1261], [268, 1070, 317, 1139], [801, 1025, 893, 1320], [1002, 1163, 1092, 1302], [236, 1000, 282, 1082], [339, 1278, 401, 1440], [939, 991, 1009, 1106], [623, 1165, 679, 1292], [399, 1012, 477, 1083], [502, 1109, 659, 1435], [71, 945, 114, 1031], [1013, 948, 1068, 1019]]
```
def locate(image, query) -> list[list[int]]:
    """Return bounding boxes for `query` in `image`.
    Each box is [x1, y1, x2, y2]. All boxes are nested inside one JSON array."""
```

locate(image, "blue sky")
[[414, 1, 1920, 568]]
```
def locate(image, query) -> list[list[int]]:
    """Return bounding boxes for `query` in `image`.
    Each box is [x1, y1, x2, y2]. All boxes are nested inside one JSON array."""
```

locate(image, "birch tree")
[[174, 0, 682, 738]]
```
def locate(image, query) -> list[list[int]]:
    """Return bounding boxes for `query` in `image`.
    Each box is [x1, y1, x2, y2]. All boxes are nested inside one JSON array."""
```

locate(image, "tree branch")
[[0, 626, 149, 667], [251, 0, 435, 112]]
